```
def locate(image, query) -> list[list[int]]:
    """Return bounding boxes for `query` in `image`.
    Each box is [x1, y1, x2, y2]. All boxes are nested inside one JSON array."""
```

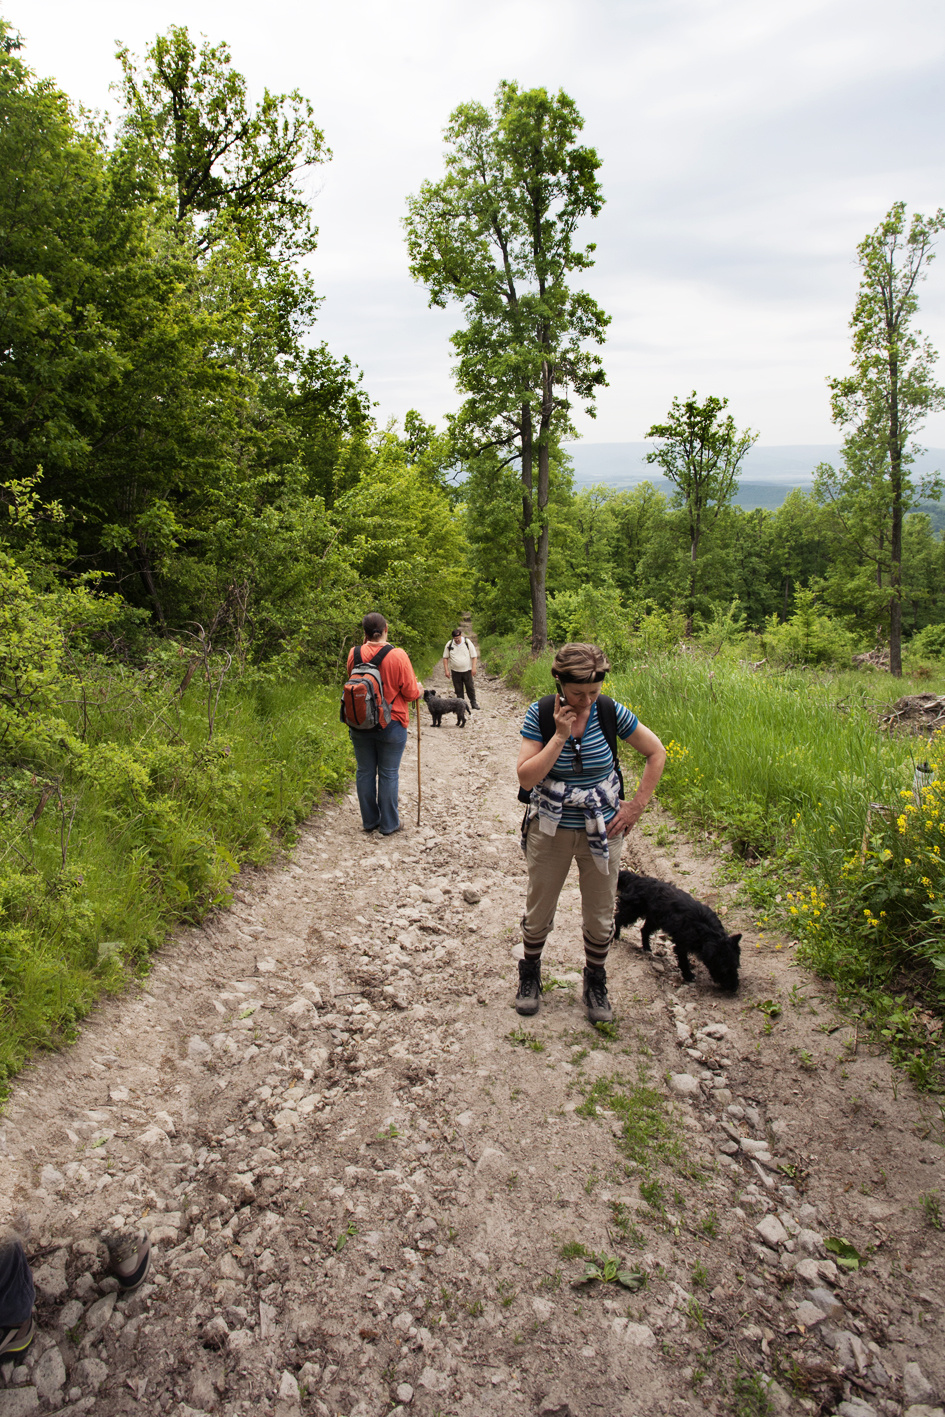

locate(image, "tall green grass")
[[0, 669, 353, 1090], [485, 636, 945, 1082], [489, 640, 913, 861]]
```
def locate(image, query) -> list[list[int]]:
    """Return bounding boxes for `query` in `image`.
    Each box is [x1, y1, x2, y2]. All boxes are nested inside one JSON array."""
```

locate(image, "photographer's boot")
[[515, 958, 542, 1016]]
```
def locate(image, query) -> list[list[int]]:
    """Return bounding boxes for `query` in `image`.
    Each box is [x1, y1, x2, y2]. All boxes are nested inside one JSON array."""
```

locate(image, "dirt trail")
[[1, 664, 944, 1417]]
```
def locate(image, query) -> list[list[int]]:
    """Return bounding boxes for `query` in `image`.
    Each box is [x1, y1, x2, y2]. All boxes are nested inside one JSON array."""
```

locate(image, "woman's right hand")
[[552, 696, 576, 740]]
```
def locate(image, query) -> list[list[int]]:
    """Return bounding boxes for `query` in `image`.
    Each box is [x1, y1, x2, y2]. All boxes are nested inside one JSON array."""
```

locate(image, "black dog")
[[422, 689, 467, 728], [614, 870, 741, 991]]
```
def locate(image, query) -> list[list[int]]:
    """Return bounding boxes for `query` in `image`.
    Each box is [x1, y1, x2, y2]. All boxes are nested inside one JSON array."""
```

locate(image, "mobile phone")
[[554, 679, 567, 707]]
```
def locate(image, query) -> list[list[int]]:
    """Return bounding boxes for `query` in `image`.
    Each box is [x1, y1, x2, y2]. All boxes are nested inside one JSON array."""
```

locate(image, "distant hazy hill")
[[564, 442, 945, 514]]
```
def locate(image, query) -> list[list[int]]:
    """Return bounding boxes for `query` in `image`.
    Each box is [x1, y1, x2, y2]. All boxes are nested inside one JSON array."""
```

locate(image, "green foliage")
[[825, 201, 945, 676], [508, 1026, 545, 1052], [788, 729, 945, 1036], [570, 1256, 646, 1290], [576, 1070, 695, 1175], [470, 454, 944, 653], [335, 1223, 358, 1252], [0, 28, 125, 485], [761, 589, 860, 668], [730, 1364, 774, 1417], [901, 517, 945, 634], [406, 80, 609, 649], [1, 25, 468, 665], [645, 393, 757, 632], [909, 622, 945, 661], [919, 1191, 943, 1230], [115, 25, 327, 262], [0, 640, 353, 1091], [546, 581, 629, 662], [823, 1237, 864, 1271]]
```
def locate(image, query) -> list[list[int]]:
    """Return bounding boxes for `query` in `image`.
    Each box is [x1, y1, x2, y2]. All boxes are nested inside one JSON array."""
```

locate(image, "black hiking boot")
[[515, 958, 542, 1016], [0, 1315, 34, 1361], [582, 965, 613, 1025]]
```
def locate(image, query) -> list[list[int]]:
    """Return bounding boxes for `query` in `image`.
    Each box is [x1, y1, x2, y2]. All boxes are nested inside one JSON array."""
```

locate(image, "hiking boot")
[[582, 965, 613, 1024], [515, 958, 542, 1016], [0, 1315, 34, 1360], [105, 1230, 152, 1292]]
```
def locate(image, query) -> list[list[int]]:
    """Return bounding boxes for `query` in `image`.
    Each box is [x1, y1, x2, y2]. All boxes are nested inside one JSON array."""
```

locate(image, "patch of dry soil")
[[1, 668, 944, 1417]]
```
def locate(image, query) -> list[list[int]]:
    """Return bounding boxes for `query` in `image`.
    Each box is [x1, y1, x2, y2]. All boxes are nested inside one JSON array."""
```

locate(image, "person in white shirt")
[[442, 628, 480, 709]]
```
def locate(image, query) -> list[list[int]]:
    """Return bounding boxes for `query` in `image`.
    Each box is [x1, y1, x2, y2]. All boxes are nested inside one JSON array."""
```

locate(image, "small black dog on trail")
[[422, 689, 468, 728], [614, 870, 741, 991]]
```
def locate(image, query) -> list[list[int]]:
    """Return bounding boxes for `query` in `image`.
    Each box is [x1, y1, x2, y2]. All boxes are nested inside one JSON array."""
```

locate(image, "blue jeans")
[[349, 721, 408, 834], [0, 1239, 34, 1328]]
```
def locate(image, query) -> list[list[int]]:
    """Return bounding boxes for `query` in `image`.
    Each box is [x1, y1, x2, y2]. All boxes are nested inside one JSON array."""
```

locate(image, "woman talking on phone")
[[515, 643, 666, 1024]]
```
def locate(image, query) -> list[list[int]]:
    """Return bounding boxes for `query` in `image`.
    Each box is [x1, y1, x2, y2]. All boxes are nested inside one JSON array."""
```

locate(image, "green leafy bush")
[[908, 623, 945, 662], [546, 582, 630, 663], [761, 590, 860, 668]]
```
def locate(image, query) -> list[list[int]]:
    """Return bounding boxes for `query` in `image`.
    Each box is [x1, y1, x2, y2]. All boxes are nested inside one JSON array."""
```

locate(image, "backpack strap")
[[353, 643, 393, 669], [596, 696, 618, 768], [536, 693, 557, 742], [519, 694, 625, 802]]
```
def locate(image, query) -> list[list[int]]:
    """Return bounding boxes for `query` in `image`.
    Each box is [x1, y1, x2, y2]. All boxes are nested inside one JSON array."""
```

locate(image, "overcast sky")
[[16, 0, 945, 445]]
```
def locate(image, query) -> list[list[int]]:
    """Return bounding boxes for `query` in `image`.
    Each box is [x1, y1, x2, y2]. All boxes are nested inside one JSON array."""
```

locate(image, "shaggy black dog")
[[422, 689, 468, 728], [614, 870, 741, 991]]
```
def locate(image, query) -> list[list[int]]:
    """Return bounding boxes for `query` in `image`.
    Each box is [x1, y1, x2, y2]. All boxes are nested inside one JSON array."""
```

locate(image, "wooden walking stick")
[[416, 696, 422, 826]]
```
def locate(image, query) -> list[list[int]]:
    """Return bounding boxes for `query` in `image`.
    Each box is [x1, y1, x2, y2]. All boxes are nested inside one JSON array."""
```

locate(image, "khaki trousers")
[[522, 818, 624, 949]]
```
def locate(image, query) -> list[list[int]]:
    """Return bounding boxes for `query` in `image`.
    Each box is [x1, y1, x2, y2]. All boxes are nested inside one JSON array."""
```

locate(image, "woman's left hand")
[[607, 800, 642, 838]]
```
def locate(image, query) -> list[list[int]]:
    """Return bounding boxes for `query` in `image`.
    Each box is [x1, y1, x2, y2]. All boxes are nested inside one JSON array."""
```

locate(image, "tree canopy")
[[405, 81, 609, 650], [115, 26, 327, 263], [0, 23, 469, 669]]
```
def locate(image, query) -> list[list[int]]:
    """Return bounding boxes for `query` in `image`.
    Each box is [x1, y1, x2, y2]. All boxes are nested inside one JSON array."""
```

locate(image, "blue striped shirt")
[[521, 699, 639, 828]]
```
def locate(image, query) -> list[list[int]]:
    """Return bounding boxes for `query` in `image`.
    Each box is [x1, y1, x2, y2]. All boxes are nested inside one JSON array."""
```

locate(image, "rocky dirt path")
[[1, 664, 944, 1417]]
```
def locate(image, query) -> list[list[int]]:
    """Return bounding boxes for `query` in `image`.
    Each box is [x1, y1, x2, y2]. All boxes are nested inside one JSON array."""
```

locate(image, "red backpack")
[[340, 645, 394, 730]]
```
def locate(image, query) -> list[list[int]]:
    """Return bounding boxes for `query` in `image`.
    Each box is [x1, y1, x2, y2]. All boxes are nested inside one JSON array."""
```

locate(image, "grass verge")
[[0, 667, 353, 1094]]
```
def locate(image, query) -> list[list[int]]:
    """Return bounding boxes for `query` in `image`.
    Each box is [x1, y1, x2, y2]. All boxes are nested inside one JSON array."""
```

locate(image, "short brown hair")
[[551, 643, 610, 683], [362, 612, 387, 641]]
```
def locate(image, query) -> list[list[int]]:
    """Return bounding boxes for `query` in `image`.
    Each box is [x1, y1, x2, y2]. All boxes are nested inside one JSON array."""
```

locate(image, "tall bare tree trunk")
[[888, 349, 903, 677], [685, 525, 700, 638], [137, 535, 167, 634], [520, 398, 550, 653]]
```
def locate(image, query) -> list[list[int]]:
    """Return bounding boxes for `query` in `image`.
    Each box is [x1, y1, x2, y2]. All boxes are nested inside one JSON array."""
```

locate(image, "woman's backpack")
[[340, 645, 394, 730]]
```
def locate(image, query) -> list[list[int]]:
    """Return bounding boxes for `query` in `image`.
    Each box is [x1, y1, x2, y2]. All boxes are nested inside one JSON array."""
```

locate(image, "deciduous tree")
[[405, 81, 608, 651], [645, 393, 756, 634], [826, 202, 945, 676], [0, 22, 123, 484], [116, 26, 327, 263]]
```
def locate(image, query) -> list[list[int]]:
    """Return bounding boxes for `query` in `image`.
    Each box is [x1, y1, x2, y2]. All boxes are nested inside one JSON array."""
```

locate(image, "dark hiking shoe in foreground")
[[582, 965, 613, 1024], [106, 1230, 152, 1292], [0, 1315, 34, 1360], [515, 958, 542, 1016]]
